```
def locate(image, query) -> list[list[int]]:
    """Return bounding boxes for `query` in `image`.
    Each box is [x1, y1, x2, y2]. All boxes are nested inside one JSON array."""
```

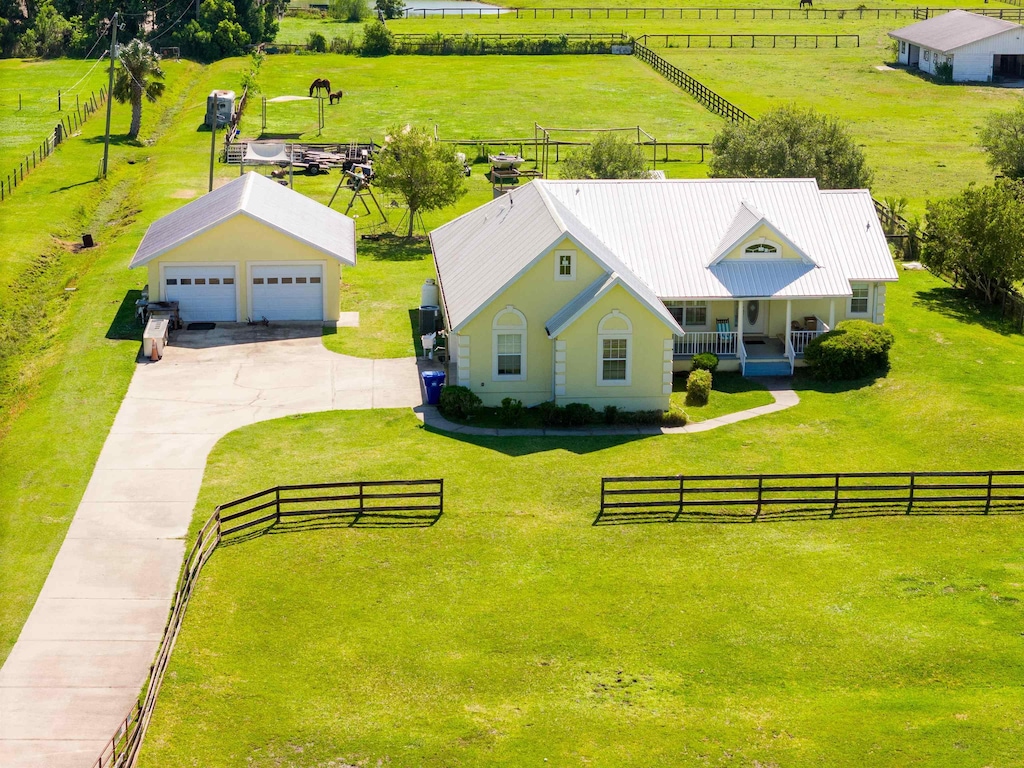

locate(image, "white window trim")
[[492, 305, 527, 381], [848, 283, 871, 316], [597, 310, 633, 387], [554, 249, 576, 281], [740, 238, 782, 259]]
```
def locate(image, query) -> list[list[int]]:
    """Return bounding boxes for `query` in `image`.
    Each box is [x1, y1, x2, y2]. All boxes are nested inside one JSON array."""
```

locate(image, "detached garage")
[[129, 172, 356, 324]]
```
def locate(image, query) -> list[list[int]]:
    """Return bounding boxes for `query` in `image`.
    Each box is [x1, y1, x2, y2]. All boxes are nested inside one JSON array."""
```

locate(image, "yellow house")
[[430, 178, 898, 406], [129, 172, 355, 324]]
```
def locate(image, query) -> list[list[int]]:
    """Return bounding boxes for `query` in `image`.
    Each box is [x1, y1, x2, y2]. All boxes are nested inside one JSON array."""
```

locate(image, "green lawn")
[[138, 269, 1024, 767], [672, 370, 775, 422], [0, 58, 109, 178]]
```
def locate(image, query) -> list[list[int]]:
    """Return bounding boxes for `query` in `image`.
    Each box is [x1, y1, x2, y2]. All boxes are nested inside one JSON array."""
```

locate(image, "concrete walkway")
[[0, 325, 423, 768], [415, 378, 799, 437]]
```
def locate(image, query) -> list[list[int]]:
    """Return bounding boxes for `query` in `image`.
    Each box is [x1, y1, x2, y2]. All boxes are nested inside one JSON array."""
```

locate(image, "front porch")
[[670, 298, 835, 376]]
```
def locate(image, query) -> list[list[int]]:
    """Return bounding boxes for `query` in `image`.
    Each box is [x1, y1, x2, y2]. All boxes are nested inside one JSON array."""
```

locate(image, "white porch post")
[[737, 299, 744, 338], [828, 298, 836, 330], [785, 299, 792, 357]]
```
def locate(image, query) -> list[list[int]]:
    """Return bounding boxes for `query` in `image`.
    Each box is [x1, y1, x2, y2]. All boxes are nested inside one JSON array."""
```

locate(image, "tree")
[[375, 0, 405, 19], [360, 18, 394, 55], [560, 133, 648, 180], [329, 0, 368, 22], [979, 99, 1024, 180], [709, 105, 872, 189], [922, 180, 1024, 304], [112, 39, 166, 141], [374, 125, 468, 238]]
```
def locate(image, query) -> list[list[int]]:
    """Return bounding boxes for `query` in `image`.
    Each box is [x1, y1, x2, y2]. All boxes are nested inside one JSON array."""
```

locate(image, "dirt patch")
[[171, 188, 199, 199]]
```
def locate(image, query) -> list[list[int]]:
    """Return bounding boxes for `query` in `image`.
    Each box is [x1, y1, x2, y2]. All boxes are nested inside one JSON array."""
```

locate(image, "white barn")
[[889, 10, 1024, 82]]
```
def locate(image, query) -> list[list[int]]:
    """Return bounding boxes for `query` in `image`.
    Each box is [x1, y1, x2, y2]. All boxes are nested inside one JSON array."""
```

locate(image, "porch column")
[[828, 299, 836, 330], [737, 299, 744, 338], [785, 300, 792, 357]]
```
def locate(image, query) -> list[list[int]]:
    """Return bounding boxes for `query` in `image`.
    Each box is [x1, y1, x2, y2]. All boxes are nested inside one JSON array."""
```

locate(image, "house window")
[[492, 305, 527, 381], [684, 301, 707, 327], [850, 284, 870, 315], [554, 249, 576, 281], [744, 242, 778, 255], [597, 310, 633, 386]]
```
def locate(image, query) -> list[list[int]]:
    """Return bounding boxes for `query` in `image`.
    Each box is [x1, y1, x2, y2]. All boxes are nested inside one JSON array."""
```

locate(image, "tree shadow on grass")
[[106, 289, 144, 341], [422, 424, 651, 457], [359, 236, 430, 262], [913, 285, 1015, 335], [594, 501, 1024, 526], [82, 134, 143, 147], [787, 367, 889, 395]]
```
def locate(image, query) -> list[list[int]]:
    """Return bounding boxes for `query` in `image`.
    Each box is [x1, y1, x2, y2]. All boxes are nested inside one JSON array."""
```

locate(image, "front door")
[[908, 44, 920, 67], [742, 300, 766, 335]]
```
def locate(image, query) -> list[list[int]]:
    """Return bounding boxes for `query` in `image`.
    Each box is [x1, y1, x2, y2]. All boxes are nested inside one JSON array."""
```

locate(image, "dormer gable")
[[707, 201, 818, 268]]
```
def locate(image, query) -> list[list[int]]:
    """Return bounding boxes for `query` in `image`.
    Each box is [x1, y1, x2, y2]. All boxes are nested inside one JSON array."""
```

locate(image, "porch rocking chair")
[[715, 318, 735, 355]]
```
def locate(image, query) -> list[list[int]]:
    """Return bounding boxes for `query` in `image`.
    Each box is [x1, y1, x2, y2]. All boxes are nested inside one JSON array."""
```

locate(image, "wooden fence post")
[[831, 474, 840, 518], [907, 472, 915, 514], [275, 487, 281, 523], [985, 472, 993, 514], [755, 476, 763, 521]]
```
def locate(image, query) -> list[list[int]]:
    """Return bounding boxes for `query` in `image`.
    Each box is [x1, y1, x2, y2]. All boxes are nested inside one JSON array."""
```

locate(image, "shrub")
[[329, 33, 358, 54], [438, 385, 482, 419], [603, 404, 619, 425], [803, 320, 895, 381], [499, 397, 524, 427], [691, 352, 719, 373], [330, 0, 369, 22], [563, 402, 596, 427], [662, 406, 688, 427], [686, 369, 712, 406], [306, 31, 327, 52], [935, 60, 953, 84], [361, 19, 395, 56], [630, 410, 664, 426], [538, 401, 564, 427]]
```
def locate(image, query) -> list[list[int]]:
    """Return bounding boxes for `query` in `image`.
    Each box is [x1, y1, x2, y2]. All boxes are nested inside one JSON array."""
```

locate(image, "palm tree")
[[112, 39, 166, 140]]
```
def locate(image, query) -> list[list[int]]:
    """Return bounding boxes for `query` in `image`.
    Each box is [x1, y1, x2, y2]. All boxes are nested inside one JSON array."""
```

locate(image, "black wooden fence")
[[1, 87, 106, 203], [402, 5, 924, 19], [633, 43, 752, 123], [599, 471, 1024, 523], [637, 33, 860, 48], [92, 479, 443, 768]]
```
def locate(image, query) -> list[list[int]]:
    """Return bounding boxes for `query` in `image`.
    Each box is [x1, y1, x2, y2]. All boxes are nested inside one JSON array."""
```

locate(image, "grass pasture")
[[0, 57, 109, 183], [138, 270, 1024, 767]]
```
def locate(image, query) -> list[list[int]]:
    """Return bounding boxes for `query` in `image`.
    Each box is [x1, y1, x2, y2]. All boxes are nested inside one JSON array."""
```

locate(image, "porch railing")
[[738, 336, 747, 375], [674, 331, 738, 357], [789, 317, 830, 356]]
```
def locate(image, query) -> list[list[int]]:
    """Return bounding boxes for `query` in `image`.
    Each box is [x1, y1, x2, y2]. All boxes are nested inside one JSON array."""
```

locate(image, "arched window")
[[597, 310, 632, 386], [742, 239, 780, 257], [492, 305, 527, 381]]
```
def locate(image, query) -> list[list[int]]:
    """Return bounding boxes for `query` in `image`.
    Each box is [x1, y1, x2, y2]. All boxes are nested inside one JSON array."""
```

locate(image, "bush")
[[330, 33, 358, 54], [306, 31, 327, 52], [803, 320, 895, 381], [361, 19, 395, 56], [330, 0, 369, 21], [691, 352, 719, 373], [538, 401, 564, 427], [603, 404, 619, 425], [376, 0, 406, 19], [935, 60, 953, 84], [686, 369, 712, 406], [499, 397, 524, 427], [563, 402, 596, 427], [438, 385, 482, 419], [662, 406, 688, 427]]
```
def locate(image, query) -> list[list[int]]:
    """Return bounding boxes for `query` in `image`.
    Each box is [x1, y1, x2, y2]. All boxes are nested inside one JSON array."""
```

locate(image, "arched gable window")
[[597, 310, 632, 386], [492, 305, 527, 381], [742, 239, 780, 257]]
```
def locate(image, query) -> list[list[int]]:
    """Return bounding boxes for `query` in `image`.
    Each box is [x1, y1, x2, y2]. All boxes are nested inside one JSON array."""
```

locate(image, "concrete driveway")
[[0, 325, 423, 768]]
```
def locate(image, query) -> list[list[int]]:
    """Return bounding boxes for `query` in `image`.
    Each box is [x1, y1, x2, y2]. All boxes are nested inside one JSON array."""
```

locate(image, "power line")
[[144, 0, 194, 45], [119, 0, 187, 18]]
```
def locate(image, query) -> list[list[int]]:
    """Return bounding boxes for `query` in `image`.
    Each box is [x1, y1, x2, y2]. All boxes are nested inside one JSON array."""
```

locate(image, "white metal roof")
[[888, 10, 1023, 54], [431, 178, 897, 332], [129, 172, 356, 268]]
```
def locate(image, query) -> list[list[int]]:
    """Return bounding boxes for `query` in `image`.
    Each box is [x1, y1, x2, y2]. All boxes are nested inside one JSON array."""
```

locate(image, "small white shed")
[[889, 10, 1024, 82]]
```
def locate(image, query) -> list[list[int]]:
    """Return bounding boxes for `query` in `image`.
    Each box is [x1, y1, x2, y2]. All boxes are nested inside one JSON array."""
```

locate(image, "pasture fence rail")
[[91, 479, 444, 768], [1, 86, 107, 203], [637, 33, 860, 48], [599, 471, 1024, 522], [392, 6, 1021, 20], [633, 43, 753, 122]]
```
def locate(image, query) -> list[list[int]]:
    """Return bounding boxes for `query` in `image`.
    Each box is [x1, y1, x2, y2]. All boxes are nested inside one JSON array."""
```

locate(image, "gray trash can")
[[421, 370, 445, 405]]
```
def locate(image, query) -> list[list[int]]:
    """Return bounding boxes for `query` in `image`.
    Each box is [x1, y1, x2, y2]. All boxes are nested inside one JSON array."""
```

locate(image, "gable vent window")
[[744, 242, 778, 255], [554, 249, 576, 281]]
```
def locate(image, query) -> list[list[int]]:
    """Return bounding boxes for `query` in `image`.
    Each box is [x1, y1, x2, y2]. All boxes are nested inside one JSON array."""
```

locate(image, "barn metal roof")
[[431, 178, 896, 333], [129, 172, 356, 268], [888, 10, 1023, 54]]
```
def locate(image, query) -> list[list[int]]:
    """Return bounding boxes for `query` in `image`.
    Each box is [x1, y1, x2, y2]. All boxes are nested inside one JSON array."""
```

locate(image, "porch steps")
[[744, 359, 792, 377]]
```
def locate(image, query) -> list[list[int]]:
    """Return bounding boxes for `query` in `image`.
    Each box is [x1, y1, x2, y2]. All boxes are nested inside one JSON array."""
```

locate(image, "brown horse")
[[798, 0, 812, 7], [329, 90, 344, 104], [309, 78, 331, 97]]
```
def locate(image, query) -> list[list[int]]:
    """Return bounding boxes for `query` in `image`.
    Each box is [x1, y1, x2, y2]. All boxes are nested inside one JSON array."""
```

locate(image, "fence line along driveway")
[[0, 325, 423, 768]]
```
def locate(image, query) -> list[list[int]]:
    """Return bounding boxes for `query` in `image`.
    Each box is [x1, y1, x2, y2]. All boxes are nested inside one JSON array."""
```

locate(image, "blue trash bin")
[[422, 370, 446, 405]]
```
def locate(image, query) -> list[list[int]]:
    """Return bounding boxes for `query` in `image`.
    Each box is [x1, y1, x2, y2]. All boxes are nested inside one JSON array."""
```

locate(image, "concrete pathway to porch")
[[0, 325, 423, 768], [415, 378, 799, 437]]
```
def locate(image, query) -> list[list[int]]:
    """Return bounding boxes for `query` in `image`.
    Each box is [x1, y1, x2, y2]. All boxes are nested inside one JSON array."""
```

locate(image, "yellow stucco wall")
[[456, 238, 671, 409], [142, 213, 343, 322], [557, 284, 673, 411]]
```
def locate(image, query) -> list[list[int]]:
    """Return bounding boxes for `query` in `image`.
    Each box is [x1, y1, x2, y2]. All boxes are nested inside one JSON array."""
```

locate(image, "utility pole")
[[101, 13, 118, 179], [208, 96, 218, 192]]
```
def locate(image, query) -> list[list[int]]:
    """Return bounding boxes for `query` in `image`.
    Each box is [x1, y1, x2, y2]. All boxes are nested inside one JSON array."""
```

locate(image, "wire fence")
[[0, 87, 107, 203], [91, 478, 444, 768], [637, 33, 860, 48]]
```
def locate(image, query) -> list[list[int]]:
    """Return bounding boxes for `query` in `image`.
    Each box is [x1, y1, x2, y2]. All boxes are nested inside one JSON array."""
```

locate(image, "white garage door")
[[164, 265, 237, 322], [251, 264, 324, 322]]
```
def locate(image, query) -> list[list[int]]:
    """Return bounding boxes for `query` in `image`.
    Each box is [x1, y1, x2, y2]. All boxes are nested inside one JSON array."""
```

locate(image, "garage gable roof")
[[888, 10, 1023, 54], [129, 172, 356, 268]]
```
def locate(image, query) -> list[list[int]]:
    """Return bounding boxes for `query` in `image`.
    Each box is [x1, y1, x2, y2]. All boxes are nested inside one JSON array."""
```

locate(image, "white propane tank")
[[421, 278, 439, 308]]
